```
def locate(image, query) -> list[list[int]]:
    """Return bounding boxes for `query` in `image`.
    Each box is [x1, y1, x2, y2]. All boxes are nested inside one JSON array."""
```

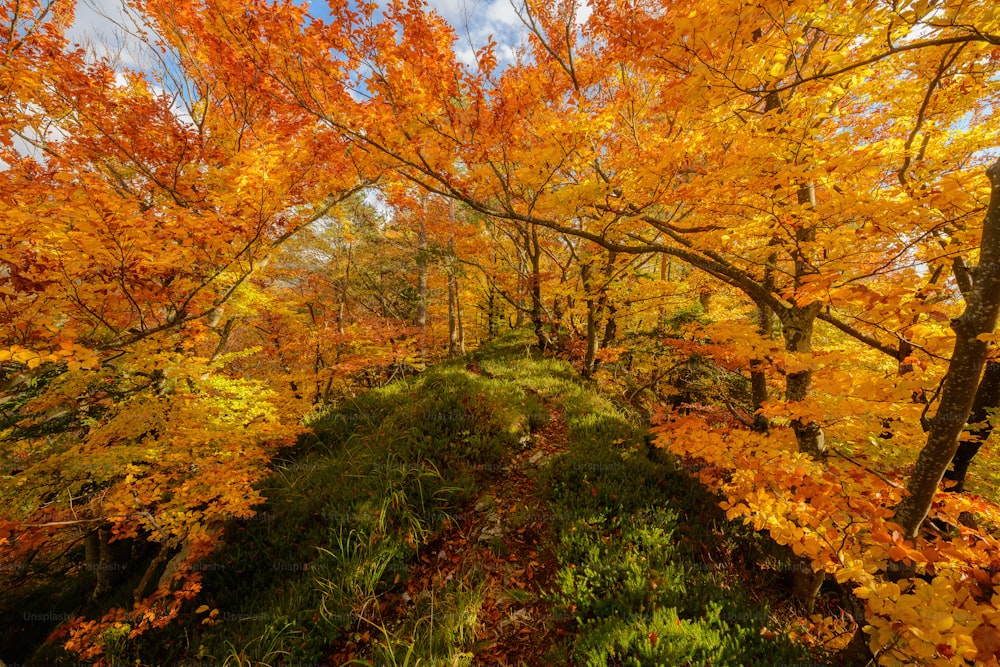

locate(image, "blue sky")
[[68, 0, 537, 71]]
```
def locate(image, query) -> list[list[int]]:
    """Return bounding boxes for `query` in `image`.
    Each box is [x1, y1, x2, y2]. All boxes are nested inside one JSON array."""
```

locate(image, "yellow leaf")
[[835, 564, 865, 583]]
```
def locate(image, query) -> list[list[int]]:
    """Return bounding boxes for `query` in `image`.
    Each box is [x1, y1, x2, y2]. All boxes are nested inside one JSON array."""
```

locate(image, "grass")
[[349, 579, 486, 667], [12, 329, 829, 666], [475, 333, 826, 666]]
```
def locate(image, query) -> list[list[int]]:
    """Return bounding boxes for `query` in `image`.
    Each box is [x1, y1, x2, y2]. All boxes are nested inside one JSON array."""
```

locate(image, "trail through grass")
[[17, 330, 830, 666]]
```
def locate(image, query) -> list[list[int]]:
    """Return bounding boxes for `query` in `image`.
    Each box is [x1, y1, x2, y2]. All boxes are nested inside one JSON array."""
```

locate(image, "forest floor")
[[324, 390, 571, 666], [17, 330, 835, 666]]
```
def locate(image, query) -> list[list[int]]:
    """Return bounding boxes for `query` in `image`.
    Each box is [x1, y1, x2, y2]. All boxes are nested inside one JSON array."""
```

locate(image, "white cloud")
[[65, 1, 198, 124], [455, 45, 477, 67], [424, 0, 528, 68], [66, 0, 146, 69], [423, 0, 593, 69]]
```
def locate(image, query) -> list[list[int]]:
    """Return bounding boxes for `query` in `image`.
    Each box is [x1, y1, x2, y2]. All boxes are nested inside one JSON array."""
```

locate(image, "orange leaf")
[[973, 623, 1000, 662]]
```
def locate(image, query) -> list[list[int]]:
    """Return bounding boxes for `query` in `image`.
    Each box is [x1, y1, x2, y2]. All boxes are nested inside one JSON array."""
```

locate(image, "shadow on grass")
[[11, 329, 830, 666]]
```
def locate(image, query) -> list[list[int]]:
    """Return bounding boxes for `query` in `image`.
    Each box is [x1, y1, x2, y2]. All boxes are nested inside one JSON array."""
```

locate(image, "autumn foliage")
[[2, 0, 1000, 664]]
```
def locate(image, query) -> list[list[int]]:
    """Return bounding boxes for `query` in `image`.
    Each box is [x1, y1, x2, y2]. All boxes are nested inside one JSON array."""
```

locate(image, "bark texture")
[[895, 159, 1000, 538]]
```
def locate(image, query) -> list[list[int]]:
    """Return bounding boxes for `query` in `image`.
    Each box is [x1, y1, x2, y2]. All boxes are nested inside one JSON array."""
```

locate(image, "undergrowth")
[[14, 329, 828, 666]]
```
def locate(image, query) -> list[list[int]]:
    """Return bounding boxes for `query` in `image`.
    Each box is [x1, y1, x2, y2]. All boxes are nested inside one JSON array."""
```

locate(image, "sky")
[[387, 0, 528, 66], [67, 0, 538, 72], [66, 0, 148, 68], [423, 0, 592, 66]]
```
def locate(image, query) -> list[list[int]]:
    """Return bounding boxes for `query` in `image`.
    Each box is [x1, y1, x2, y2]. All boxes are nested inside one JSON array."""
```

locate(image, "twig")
[[829, 446, 904, 490]]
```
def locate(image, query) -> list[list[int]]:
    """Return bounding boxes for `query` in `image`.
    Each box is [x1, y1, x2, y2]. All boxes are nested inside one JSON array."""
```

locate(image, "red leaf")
[[973, 623, 1000, 662]]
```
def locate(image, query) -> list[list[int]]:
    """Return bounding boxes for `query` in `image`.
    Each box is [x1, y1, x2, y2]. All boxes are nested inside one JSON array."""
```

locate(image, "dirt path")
[[325, 393, 570, 666], [464, 397, 569, 665]]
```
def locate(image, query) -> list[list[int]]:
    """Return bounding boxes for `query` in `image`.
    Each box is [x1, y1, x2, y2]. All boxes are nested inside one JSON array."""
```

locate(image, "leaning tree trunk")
[[895, 158, 1000, 539], [944, 360, 1000, 492]]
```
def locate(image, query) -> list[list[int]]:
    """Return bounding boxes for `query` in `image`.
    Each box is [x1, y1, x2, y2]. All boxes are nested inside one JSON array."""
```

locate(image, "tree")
[[0, 0, 371, 653], [894, 159, 1000, 538], [4, 0, 1000, 663]]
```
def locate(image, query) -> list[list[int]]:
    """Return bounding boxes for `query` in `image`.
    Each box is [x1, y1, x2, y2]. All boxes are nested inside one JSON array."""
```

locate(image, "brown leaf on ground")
[[324, 399, 571, 666]]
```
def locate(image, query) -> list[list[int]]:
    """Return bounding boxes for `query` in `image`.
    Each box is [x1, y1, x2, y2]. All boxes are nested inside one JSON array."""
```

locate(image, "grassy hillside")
[[13, 330, 829, 666]]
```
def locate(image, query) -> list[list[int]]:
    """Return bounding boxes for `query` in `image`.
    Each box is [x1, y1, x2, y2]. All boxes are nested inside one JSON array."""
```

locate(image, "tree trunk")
[[85, 528, 100, 572], [750, 358, 770, 433], [750, 330, 772, 433], [529, 223, 547, 350], [209, 317, 236, 363], [698, 289, 713, 312], [751, 265, 775, 433], [781, 305, 826, 459], [596, 252, 619, 372], [657, 254, 670, 326], [602, 303, 618, 350], [584, 305, 598, 378], [448, 270, 459, 357], [944, 361, 1000, 493], [781, 180, 826, 459], [944, 360, 1000, 492], [895, 159, 1000, 539], [582, 261, 598, 378], [89, 524, 123, 600], [780, 303, 827, 609], [486, 285, 499, 339], [552, 295, 563, 340], [456, 275, 466, 354], [340, 254, 351, 335], [133, 541, 169, 604], [416, 223, 428, 364], [514, 232, 528, 329], [791, 560, 825, 614]]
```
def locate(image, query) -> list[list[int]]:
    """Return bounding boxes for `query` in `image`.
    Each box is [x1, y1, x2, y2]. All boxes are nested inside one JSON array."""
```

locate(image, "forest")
[[2, 0, 1000, 665]]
